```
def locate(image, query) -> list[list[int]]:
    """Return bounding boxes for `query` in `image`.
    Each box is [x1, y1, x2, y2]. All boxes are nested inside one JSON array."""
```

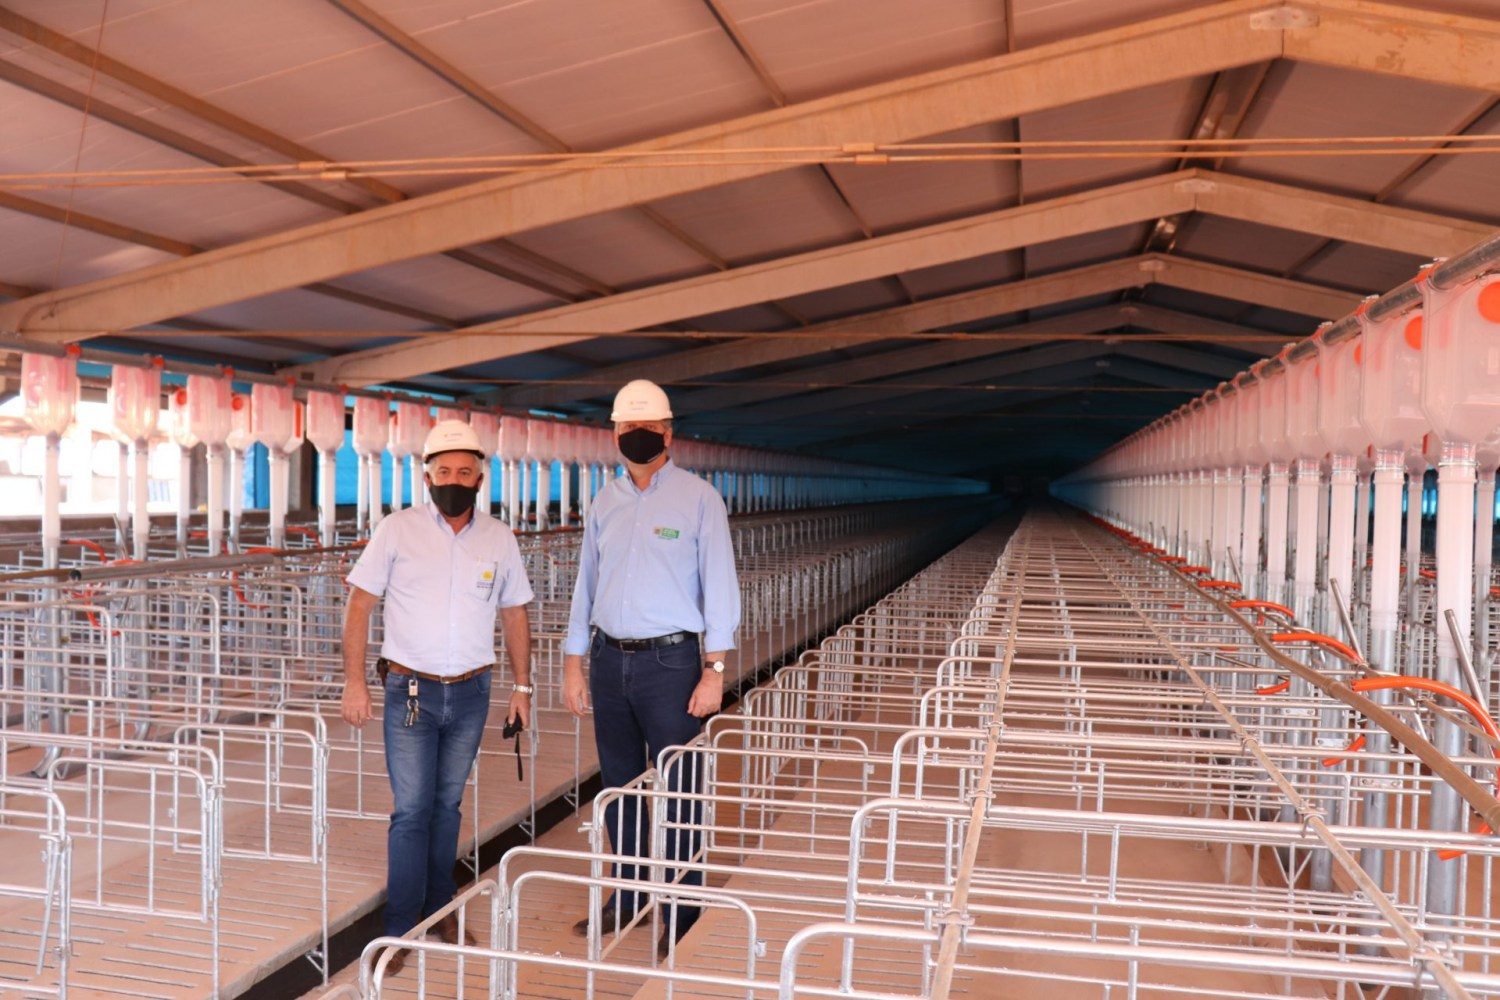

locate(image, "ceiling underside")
[[0, 0, 1496, 480]]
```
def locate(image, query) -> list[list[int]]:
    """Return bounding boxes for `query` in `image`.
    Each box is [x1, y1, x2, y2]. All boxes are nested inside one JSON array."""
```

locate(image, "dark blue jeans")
[[382, 669, 491, 937], [589, 633, 705, 922]]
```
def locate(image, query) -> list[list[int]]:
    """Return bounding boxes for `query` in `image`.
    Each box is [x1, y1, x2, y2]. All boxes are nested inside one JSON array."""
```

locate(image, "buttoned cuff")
[[704, 628, 736, 652], [563, 627, 592, 657]]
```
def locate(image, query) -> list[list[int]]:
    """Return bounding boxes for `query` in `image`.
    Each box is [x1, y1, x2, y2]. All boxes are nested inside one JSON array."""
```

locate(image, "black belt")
[[599, 630, 692, 652]]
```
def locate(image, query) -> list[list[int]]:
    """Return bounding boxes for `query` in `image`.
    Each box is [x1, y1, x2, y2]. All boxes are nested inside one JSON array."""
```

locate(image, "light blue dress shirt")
[[347, 503, 534, 676], [565, 459, 740, 655]]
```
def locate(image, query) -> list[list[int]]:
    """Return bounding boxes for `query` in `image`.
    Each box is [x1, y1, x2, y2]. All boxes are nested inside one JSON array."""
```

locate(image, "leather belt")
[[599, 630, 692, 652], [386, 661, 491, 685]]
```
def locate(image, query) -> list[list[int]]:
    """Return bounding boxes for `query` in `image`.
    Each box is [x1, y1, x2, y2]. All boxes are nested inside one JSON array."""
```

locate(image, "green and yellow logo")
[[654, 527, 680, 540]]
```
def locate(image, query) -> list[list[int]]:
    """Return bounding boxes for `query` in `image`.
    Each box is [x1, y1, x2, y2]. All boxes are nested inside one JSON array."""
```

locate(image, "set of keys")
[[404, 677, 419, 727]]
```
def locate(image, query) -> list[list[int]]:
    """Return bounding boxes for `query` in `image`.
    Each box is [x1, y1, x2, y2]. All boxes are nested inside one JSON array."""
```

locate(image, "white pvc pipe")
[[177, 445, 192, 555], [1354, 469, 1372, 613], [519, 460, 532, 530], [356, 454, 369, 535], [1427, 441, 1477, 920], [1476, 467, 1497, 672], [133, 442, 150, 560], [1240, 466, 1262, 597], [477, 456, 494, 515], [1222, 467, 1242, 582], [1264, 462, 1290, 605], [410, 457, 424, 510], [206, 444, 225, 555], [1326, 455, 1357, 626], [115, 442, 130, 554], [559, 461, 572, 529], [368, 454, 384, 532], [390, 456, 405, 512], [1292, 458, 1321, 620], [42, 433, 61, 570], [269, 452, 289, 548], [319, 449, 337, 547], [229, 447, 245, 547], [535, 460, 551, 531], [506, 460, 521, 528]]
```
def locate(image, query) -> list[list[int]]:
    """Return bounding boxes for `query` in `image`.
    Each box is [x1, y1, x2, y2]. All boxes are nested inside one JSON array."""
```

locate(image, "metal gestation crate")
[[336, 509, 1500, 999], [0, 499, 971, 997]]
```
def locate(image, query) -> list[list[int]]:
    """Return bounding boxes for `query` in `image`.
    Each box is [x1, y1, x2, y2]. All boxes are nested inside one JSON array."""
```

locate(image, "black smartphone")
[[502, 716, 524, 739]]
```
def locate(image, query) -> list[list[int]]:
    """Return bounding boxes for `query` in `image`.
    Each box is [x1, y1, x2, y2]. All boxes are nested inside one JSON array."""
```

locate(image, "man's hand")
[[562, 654, 589, 718], [687, 672, 723, 718], [341, 680, 373, 728], [507, 689, 531, 728]]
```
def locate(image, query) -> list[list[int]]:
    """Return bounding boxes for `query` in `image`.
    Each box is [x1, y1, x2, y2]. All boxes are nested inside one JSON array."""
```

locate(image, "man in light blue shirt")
[[562, 379, 740, 956], [342, 419, 534, 973]]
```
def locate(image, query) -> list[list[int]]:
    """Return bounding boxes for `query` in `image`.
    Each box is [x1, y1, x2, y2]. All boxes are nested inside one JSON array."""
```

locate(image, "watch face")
[[710, 660, 726, 673]]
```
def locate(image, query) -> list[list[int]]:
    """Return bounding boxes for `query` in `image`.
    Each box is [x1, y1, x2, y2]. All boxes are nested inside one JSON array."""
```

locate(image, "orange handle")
[[1198, 580, 1242, 590], [64, 538, 108, 558], [1322, 734, 1366, 767], [1229, 599, 1296, 619], [1270, 631, 1363, 666], [1256, 679, 1291, 695]]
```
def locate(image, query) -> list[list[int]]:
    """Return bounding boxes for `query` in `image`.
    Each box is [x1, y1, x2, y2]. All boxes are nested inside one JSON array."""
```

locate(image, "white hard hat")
[[422, 419, 485, 462], [610, 379, 673, 422]]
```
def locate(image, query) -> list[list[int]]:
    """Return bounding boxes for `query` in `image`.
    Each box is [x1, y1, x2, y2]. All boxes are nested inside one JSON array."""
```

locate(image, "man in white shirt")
[[341, 419, 534, 972]]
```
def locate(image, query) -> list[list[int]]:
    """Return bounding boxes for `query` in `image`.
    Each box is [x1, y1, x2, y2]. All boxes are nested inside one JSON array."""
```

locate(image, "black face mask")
[[429, 481, 479, 518], [618, 428, 666, 465]]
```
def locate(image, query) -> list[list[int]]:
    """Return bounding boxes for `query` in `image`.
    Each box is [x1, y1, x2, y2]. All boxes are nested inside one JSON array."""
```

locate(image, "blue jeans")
[[382, 669, 491, 937], [589, 633, 705, 921]]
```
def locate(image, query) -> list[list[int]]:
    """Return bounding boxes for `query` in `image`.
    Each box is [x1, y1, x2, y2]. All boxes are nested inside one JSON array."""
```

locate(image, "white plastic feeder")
[[251, 382, 298, 547], [305, 391, 345, 547], [352, 397, 389, 536], [469, 412, 500, 515], [21, 351, 79, 570], [109, 360, 161, 559], [526, 420, 553, 531], [1283, 353, 1324, 621], [498, 416, 529, 529], [1314, 326, 1370, 628], [226, 393, 253, 547], [185, 374, 233, 555]]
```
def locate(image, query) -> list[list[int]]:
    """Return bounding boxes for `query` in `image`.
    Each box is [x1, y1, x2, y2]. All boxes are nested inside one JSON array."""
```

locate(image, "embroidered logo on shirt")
[[654, 527, 680, 540], [476, 563, 498, 592]]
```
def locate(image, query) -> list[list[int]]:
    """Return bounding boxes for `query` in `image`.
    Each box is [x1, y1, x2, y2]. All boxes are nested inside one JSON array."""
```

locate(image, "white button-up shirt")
[[347, 503, 533, 677]]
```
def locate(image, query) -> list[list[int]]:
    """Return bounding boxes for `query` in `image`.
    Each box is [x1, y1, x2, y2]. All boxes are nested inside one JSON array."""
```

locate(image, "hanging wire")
[[2, 134, 1498, 192]]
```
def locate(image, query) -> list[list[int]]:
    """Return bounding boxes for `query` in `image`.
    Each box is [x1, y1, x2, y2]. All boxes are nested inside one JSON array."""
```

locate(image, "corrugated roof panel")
[[723, 0, 1006, 102], [646, 168, 865, 266], [1026, 223, 1152, 275], [0, 78, 334, 249], [900, 249, 1024, 300], [395, 0, 770, 149], [679, 303, 790, 332], [504, 209, 713, 290], [1019, 78, 1205, 203], [1009, 0, 1201, 48], [778, 279, 907, 324], [1387, 102, 1500, 224], [178, 286, 436, 335], [0, 209, 175, 289], [824, 122, 1019, 234], [1293, 242, 1427, 295], [1227, 61, 1488, 198], [1172, 215, 1325, 275], [319, 256, 558, 324]]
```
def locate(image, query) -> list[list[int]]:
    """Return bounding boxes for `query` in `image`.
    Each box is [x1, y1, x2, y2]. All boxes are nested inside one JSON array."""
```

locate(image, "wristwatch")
[[706, 660, 726, 675], [513, 684, 534, 695]]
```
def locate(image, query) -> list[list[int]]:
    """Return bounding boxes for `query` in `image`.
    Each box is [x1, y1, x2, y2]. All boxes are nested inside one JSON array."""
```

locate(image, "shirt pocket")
[[462, 552, 501, 605]]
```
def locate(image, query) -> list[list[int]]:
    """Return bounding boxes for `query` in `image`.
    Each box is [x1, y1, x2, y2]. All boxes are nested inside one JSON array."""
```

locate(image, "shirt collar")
[[426, 500, 477, 536], [624, 458, 676, 497]]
